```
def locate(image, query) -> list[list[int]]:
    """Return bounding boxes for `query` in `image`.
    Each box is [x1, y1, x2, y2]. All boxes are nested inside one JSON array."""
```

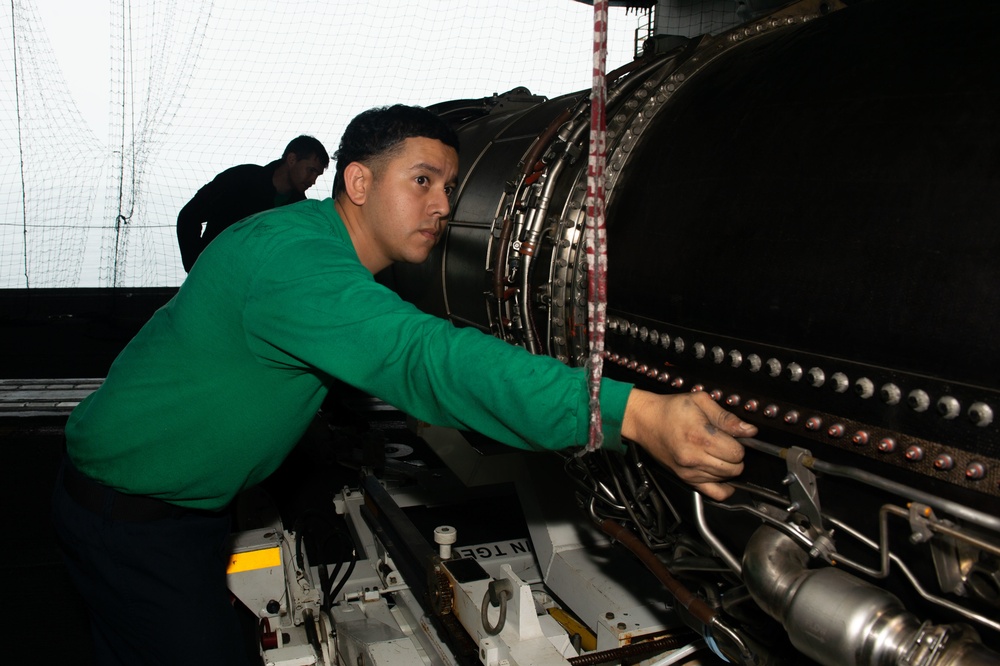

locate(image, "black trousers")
[[51, 457, 253, 666]]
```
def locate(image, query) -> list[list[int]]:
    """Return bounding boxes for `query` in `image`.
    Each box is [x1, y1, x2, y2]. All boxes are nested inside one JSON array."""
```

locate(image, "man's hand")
[[621, 389, 756, 501]]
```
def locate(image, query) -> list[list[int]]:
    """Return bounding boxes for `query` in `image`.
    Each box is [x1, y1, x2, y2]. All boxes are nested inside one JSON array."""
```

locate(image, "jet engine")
[[382, 0, 1000, 663]]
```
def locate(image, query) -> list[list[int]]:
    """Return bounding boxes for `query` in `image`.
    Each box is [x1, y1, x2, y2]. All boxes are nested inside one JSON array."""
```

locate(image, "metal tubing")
[[741, 438, 1000, 534], [742, 524, 1000, 666], [692, 492, 742, 576]]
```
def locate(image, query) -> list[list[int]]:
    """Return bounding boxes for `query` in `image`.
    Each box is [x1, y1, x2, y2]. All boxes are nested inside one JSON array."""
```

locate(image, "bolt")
[[878, 438, 897, 453]]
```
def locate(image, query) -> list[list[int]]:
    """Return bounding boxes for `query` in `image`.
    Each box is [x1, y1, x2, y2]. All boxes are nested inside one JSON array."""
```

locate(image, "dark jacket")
[[176, 160, 304, 271]]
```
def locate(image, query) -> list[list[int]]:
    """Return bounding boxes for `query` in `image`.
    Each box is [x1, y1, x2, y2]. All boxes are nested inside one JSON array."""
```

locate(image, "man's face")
[[288, 154, 327, 193], [364, 137, 458, 265]]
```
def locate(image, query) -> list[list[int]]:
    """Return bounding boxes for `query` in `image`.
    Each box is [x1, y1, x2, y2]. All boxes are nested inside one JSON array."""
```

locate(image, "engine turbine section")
[[390, 0, 1000, 664]]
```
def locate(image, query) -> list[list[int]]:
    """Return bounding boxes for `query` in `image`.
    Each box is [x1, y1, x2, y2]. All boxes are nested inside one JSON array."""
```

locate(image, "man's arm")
[[176, 195, 209, 272], [176, 167, 249, 272], [621, 389, 755, 501]]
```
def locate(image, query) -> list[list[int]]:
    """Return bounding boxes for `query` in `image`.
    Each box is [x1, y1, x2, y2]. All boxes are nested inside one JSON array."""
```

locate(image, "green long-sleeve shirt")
[[66, 199, 633, 510]]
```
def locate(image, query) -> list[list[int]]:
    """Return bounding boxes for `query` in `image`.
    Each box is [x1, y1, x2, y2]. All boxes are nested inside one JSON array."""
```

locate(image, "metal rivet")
[[729, 350, 743, 368], [784, 410, 800, 424], [965, 462, 986, 480], [831, 372, 849, 393], [880, 383, 901, 405], [905, 446, 924, 462], [763, 404, 779, 418], [786, 363, 803, 382], [969, 402, 994, 427], [710, 345, 724, 363], [878, 438, 897, 453], [807, 367, 825, 388], [933, 454, 954, 471], [937, 396, 961, 420], [907, 390, 930, 413], [744, 399, 759, 413], [694, 342, 707, 359], [747, 354, 762, 373], [855, 377, 875, 399], [852, 431, 869, 446]]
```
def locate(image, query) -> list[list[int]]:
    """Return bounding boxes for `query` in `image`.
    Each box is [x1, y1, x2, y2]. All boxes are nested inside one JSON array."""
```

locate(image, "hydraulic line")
[[598, 519, 716, 627], [741, 438, 1000, 533], [743, 524, 1000, 666], [598, 518, 753, 663]]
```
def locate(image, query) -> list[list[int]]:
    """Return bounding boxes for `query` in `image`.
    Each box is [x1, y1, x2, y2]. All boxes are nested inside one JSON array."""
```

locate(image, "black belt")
[[62, 457, 200, 522]]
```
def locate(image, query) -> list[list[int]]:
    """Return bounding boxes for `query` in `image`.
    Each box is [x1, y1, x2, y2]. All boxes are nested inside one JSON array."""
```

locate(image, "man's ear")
[[343, 162, 371, 206]]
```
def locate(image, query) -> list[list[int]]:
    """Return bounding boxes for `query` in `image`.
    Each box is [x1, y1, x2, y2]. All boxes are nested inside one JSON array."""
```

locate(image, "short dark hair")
[[282, 135, 330, 167], [333, 105, 460, 197]]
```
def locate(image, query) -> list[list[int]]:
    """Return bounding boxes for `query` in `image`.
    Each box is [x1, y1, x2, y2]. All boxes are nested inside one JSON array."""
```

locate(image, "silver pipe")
[[742, 524, 1000, 666], [826, 515, 1000, 635], [709, 485, 1000, 635], [647, 641, 704, 666], [692, 492, 742, 575], [517, 115, 589, 354]]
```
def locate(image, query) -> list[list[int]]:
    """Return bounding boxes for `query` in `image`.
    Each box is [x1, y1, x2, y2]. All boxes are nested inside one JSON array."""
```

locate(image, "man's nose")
[[431, 188, 451, 218]]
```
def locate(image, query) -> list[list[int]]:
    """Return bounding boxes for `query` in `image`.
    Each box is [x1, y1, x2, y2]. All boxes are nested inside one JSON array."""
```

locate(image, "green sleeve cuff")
[[596, 378, 633, 453]]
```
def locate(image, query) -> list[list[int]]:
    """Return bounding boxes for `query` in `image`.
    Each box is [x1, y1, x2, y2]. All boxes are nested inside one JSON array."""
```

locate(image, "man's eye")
[[415, 176, 429, 186], [444, 186, 455, 197]]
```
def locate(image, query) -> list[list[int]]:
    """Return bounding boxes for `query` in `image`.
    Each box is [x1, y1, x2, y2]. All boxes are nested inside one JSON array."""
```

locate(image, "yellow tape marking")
[[547, 607, 597, 651], [227, 546, 281, 574]]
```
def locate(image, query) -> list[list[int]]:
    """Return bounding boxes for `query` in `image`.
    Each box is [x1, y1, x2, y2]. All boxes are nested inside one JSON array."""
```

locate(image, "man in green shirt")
[[53, 105, 754, 665]]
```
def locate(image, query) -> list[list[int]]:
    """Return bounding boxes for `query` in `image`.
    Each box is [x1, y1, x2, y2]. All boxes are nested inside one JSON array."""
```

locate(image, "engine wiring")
[[292, 509, 359, 610], [561, 433, 1000, 642]]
